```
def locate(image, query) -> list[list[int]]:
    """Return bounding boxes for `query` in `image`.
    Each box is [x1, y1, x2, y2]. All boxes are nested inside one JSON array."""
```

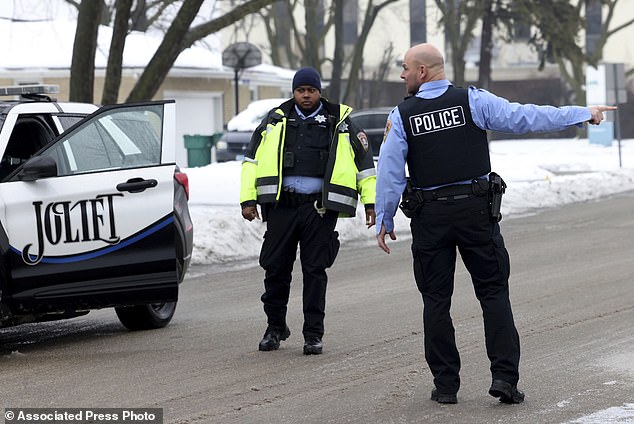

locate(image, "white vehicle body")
[[0, 87, 193, 330]]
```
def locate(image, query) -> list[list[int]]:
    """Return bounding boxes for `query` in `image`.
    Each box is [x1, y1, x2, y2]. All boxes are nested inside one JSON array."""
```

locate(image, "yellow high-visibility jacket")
[[240, 98, 376, 218]]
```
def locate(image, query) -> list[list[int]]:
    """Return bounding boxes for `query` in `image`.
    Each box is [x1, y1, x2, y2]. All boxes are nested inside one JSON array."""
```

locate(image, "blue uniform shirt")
[[376, 79, 593, 234]]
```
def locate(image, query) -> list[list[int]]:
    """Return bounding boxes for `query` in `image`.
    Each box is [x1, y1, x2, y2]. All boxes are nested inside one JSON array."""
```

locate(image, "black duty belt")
[[278, 190, 322, 208], [420, 182, 483, 201]]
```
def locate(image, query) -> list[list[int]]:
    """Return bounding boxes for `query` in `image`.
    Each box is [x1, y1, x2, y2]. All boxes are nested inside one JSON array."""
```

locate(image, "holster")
[[399, 178, 423, 218], [488, 172, 507, 222]]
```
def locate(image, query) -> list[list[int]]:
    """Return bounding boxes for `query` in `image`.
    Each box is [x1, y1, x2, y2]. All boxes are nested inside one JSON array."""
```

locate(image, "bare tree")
[[69, 1, 104, 102], [259, 1, 302, 69], [513, 0, 633, 104], [265, 0, 334, 72], [302, 0, 323, 68], [256, 0, 397, 105], [573, 0, 632, 102], [367, 42, 395, 106], [127, 0, 280, 103], [435, 0, 484, 86], [101, 0, 133, 105], [129, 0, 175, 31], [342, 0, 400, 105], [469, 0, 633, 104], [68, 0, 279, 103], [328, 0, 344, 102], [477, 0, 495, 89], [126, 0, 205, 101]]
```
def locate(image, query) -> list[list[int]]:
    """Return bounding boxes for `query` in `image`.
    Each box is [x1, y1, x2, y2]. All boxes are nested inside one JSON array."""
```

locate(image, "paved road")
[[2, 193, 634, 424]]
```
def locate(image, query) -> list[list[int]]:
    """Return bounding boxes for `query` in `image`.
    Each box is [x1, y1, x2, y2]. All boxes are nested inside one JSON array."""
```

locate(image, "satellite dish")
[[222, 42, 262, 69]]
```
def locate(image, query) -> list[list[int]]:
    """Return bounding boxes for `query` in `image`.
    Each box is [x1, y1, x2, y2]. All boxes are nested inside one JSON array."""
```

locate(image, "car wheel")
[[115, 301, 177, 331]]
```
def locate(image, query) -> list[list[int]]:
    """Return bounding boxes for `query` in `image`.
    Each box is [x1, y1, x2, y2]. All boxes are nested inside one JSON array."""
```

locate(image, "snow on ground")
[[186, 137, 634, 266]]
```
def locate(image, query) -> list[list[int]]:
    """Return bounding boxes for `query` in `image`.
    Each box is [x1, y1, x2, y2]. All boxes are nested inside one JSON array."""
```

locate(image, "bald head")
[[409, 44, 445, 77], [400, 43, 446, 95]]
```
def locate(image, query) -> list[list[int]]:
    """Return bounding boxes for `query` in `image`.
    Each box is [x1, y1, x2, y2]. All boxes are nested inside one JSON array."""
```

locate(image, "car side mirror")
[[18, 155, 58, 181]]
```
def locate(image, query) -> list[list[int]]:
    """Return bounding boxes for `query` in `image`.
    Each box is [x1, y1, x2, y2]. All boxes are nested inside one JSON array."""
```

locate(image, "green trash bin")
[[184, 134, 214, 167]]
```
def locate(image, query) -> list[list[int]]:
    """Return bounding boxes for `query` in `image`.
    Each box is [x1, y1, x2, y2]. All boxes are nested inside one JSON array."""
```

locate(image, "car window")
[[0, 115, 58, 180], [43, 104, 163, 176], [352, 113, 389, 130], [56, 115, 86, 131], [369, 114, 389, 128], [351, 115, 370, 129]]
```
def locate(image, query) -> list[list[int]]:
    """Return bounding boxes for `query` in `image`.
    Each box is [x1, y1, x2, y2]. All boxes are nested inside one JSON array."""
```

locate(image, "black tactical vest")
[[398, 86, 490, 187], [283, 106, 332, 177]]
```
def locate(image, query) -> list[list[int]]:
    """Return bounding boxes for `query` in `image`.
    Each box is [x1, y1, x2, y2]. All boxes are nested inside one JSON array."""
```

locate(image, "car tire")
[[115, 301, 177, 331]]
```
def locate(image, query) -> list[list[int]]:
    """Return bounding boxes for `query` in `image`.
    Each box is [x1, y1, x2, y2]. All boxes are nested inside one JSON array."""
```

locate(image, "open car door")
[[0, 101, 179, 310]]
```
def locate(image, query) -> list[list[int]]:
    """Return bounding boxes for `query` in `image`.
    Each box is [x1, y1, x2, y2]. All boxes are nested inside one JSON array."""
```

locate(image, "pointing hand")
[[588, 105, 617, 125]]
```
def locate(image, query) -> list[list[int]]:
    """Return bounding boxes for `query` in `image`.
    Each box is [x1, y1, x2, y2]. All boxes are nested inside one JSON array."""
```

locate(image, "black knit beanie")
[[292, 67, 322, 92]]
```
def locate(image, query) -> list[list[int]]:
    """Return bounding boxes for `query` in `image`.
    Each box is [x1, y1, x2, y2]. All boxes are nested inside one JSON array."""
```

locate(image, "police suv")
[[0, 85, 193, 331]]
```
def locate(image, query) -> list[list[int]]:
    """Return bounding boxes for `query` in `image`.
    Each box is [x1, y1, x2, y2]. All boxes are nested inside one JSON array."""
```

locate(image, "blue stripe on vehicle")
[[12, 215, 174, 264]]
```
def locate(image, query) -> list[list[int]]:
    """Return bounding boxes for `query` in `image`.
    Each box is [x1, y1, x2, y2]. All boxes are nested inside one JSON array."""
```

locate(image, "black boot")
[[431, 388, 458, 404], [303, 336, 323, 355], [489, 379, 525, 404], [258, 326, 291, 351]]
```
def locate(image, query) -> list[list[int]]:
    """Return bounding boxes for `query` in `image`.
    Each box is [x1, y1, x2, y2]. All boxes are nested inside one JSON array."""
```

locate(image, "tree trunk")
[[101, 0, 132, 105], [343, 0, 399, 105], [477, 0, 494, 89], [328, 0, 344, 102], [303, 0, 321, 69], [126, 0, 204, 102], [69, 0, 103, 102], [130, 0, 149, 31], [436, 0, 481, 87]]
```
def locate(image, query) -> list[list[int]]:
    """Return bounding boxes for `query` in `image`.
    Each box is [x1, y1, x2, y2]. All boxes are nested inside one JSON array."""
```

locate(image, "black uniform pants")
[[259, 199, 339, 339], [410, 194, 520, 395]]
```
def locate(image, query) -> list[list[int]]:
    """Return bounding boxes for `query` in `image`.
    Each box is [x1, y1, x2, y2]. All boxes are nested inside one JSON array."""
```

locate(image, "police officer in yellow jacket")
[[240, 67, 376, 355]]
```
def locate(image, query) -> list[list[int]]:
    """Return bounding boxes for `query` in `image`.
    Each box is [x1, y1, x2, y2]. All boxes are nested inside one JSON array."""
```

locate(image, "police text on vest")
[[409, 106, 466, 135]]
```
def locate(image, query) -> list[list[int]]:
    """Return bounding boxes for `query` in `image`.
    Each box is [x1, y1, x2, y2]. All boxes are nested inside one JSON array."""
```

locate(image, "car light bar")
[[0, 84, 60, 96]]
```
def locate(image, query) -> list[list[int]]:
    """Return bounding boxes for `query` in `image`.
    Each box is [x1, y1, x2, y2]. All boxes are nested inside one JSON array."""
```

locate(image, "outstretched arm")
[[469, 87, 617, 133]]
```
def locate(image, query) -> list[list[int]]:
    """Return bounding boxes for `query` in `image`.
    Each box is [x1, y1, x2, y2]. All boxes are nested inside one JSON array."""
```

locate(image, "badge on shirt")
[[357, 131, 369, 152], [383, 120, 392, 144], [314, 114, 327, 124]]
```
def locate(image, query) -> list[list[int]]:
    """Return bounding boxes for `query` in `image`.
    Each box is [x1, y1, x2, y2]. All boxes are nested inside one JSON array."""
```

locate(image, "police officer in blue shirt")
[[375, 43, 616, 405]]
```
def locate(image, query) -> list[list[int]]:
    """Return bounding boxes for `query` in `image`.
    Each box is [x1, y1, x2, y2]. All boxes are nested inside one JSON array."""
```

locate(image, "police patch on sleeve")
[[357, 131, 369, 151], [383, 120, 392, 143]]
